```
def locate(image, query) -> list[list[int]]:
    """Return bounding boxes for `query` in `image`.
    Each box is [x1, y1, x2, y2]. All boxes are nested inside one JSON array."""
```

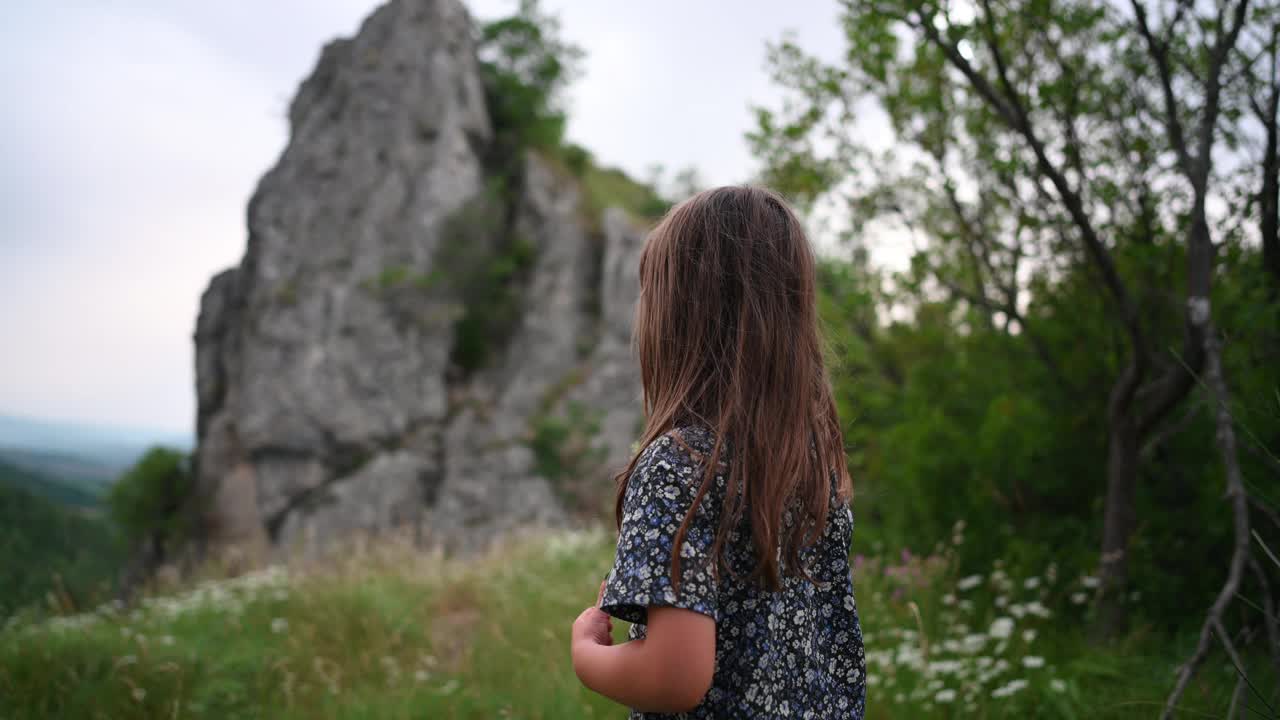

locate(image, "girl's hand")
[[573, 606, 614, 648], [573, 581, 614, 651]]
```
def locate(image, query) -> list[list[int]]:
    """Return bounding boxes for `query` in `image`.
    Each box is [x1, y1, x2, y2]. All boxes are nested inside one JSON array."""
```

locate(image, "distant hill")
[[0, 447, 119, 493], [0, 457, 102, 508], [0, 413, 192, 473]]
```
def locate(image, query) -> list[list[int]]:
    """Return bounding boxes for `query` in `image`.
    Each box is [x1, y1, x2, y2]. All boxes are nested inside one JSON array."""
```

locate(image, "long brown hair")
[[614, 185, 851, 591]]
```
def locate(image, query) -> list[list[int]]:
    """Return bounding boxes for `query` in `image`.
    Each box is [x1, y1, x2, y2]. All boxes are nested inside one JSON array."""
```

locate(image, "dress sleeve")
[[599, 432, 720, 625]]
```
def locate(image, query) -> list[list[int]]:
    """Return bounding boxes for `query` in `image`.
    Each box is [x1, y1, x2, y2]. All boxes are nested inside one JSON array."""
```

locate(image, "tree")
[[476, 0, 583, 158], [1237, 2, 1280, 288], [108, 447, 192, 583], [751, 0, 1260, 639]]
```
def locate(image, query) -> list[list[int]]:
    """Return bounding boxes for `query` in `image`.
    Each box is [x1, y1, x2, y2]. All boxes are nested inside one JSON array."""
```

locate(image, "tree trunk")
[[1096, 405, 1140, 638], [1162, 299, 1252, 718], [1093, 193, 1215, 636], [1261, 108, 1278, 287]]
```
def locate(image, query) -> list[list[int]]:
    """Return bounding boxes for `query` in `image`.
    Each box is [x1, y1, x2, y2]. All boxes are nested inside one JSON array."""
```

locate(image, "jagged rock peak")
[[193, 0, 645, 557]]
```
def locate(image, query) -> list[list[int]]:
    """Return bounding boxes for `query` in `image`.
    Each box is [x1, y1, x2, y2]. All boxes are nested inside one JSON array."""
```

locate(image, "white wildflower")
[[1071, 592, 1088, 605], [271, 618, 288, 634], [989, 617, 1015, 639], [929, 660, 964, 675], [435, 679, 459, 695], [992, 679, 1028, 698], [1081, 575, 1100, 589], [961, 634, 987, 654], [935, 689, 957, 703], [132, 687, 146, 703], [1025, 601, 1052, 618], [1024, 577, 1040, 590], [942, 593, 956, 606], [1022, 629, 1037, 643], [1022, 656, 1045, 668], [1050, 678, 1067, 693], [957, 575, 984, 591]]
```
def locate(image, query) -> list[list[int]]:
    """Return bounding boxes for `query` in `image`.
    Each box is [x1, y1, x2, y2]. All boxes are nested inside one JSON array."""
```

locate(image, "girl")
[[571, 186, 866, 718]]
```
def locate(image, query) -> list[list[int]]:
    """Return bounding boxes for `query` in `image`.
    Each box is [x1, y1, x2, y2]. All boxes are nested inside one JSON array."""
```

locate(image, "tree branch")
[[1249, 554, 1280, 688], [1162, 310, 1256, 718], [1139, 395, 1201, 460], [1130, 0, 1195, 176], [934, 274, 1070, 387], [915, 3, 1148, 399]]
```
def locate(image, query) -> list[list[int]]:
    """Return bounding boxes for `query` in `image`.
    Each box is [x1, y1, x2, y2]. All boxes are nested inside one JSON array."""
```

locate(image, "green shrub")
[[107, 448, 192, 549], [477, 0, 582, 156], [528, 402, 606, 509], [560, 143, 593, 177], [365, 264, 443, 293], [449, 234, 537, 373]]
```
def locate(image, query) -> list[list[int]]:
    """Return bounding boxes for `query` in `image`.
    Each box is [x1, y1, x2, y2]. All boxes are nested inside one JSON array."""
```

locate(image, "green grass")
[[578, 164, 669, 224], [538, 148, 670, 228], [1, 529, 1261, 719]]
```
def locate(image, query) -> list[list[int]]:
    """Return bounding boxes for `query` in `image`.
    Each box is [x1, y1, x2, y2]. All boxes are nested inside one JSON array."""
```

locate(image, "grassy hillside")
[[0, 529, 1254, 719], [0, 480, 123, 619]]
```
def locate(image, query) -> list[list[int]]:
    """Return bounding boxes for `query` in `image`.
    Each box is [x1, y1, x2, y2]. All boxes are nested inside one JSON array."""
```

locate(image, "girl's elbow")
[[671, 679, 713, 713], [644, 689, 708, 714], [639, 606, 716, 712], [657, 660, 714, 712]]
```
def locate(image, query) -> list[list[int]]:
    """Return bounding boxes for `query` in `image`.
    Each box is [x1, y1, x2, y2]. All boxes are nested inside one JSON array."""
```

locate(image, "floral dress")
[[600, 426, 867, 719]]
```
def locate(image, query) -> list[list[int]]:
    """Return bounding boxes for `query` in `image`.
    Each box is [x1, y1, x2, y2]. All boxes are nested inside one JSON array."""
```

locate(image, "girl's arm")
[[572, 605, 716, 713]]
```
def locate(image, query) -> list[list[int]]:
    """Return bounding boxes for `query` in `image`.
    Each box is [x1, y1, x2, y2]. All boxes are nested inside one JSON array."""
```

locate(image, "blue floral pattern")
[[600, 426, 867, 719]]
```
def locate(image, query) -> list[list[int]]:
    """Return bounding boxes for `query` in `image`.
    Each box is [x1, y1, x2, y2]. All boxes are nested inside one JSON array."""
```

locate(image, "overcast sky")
[[0, 0, 853, 435]]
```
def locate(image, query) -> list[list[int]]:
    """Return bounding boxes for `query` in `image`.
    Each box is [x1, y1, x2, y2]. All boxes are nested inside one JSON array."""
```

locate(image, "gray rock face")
[[568, 209, 646, 467], [193, 0, 646, 556]]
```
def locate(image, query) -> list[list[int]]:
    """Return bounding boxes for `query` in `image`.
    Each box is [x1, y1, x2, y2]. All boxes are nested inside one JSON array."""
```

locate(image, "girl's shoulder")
[[631, 425, 722, 487], [655, 424, 722, 469]]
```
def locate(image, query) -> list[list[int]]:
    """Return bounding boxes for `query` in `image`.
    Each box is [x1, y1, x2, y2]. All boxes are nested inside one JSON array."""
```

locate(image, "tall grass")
[[0, 528, 1250, 719]]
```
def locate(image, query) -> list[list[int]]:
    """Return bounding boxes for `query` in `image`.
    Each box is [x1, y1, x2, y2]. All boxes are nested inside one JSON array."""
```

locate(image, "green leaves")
[[477, 0, 583, 154], [756, 0, 1280, 633], [107, 448, 191, 547]]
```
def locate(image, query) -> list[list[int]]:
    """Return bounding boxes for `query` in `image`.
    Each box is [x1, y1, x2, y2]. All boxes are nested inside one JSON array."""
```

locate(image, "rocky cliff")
[[193, 0, 645, 556]]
